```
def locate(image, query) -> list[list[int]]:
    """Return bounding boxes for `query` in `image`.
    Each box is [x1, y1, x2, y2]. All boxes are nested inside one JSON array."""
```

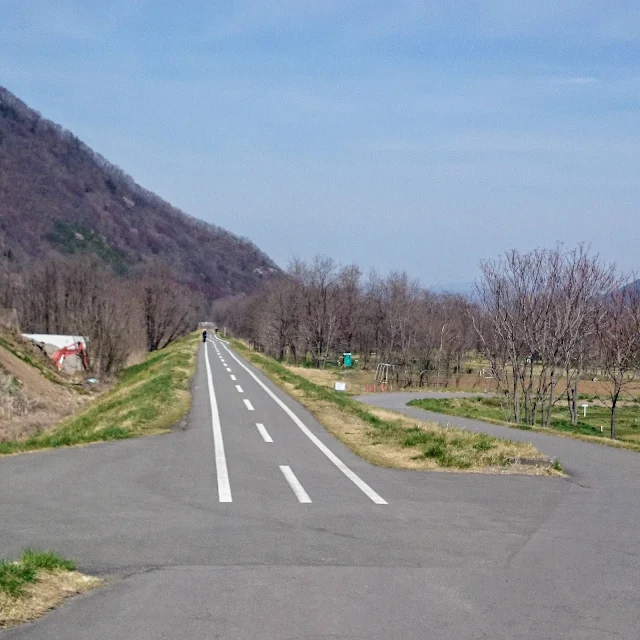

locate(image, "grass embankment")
[[231, 341, 557, 474], [408, 396, 640, 452], [0, 550, 101, 629], [0, 333, 199, 455]]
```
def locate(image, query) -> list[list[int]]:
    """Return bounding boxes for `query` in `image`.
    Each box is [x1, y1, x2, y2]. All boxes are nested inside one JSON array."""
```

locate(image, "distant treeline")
[[0, 255, 200, 375], [213, 247, 640, 439]]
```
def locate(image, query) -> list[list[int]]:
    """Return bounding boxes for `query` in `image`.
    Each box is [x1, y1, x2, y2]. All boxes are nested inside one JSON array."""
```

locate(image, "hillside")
[[0, 87, 278, 298]]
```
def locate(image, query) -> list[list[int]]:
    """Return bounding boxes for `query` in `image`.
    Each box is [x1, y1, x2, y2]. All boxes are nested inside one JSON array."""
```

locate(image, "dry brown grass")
[[285, 360, 640, 399], [0, 339, 90, 443], [0, 570, 102, 629], [0, 333, 198, 455], [286, 365, 374, 394]]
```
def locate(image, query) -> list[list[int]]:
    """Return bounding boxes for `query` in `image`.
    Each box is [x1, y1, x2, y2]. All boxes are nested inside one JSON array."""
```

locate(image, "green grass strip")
[[408, 397, 640, 453], [0, 551, 74, 598]]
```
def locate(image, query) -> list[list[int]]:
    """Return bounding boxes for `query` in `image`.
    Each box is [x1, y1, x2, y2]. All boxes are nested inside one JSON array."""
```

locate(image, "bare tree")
[[294, 256, 341, 367], [595, 284, 640, 439], [13, 256, 146, 375], [252, 277, 302, 360], [139, 268, 195, 352], [553, 248, 618, 425]]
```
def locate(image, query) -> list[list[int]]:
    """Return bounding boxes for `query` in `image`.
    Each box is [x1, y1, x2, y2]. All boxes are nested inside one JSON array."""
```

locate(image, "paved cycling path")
[[0, 344, 637, 639]]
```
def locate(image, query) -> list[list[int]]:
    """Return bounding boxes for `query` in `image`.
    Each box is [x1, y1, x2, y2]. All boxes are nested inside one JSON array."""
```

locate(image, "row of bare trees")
[[212, 248, 640, 439], [475, 246, 640, 438], [0, 256, 198, 375], [212, 255, 476, 387]]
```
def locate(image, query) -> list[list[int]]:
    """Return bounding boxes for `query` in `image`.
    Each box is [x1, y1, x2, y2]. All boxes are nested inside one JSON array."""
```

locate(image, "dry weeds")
[[0, 570, 102, 629], [0, 341, 89, 443]]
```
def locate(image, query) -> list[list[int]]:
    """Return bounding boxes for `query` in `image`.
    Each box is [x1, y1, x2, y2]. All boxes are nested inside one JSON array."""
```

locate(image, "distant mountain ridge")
[[0, 87, 279, 297], [622, 279, 640, 294]]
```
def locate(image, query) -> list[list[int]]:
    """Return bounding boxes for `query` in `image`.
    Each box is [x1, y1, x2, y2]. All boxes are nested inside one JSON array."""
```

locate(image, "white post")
[[582, 404, 588, 418]]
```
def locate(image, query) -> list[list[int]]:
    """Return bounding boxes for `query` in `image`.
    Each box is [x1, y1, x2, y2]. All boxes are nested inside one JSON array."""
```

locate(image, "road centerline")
[[243, 399, 255, 411], [235, 384, 244, 393]]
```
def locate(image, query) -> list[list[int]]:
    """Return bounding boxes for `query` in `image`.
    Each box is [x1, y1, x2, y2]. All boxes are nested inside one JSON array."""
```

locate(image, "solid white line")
[[235, 384, 244, 393], [230, 374, 237, 381], [243, 399, 254, 411], [255, 422, 273, 443], [217, 338, 387, 505], [204, 343, 232, 503], [280, 465, 311, 503]]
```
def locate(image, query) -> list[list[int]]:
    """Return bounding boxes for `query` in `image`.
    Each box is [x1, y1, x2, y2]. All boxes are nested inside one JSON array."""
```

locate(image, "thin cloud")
[[555, 76, 599, 85]]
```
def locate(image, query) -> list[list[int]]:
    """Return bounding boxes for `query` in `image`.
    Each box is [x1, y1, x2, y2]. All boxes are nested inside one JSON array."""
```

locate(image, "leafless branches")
[[474, 245, 637, 436], [1, 257, 196, 376], [220, 248, 639, 440]]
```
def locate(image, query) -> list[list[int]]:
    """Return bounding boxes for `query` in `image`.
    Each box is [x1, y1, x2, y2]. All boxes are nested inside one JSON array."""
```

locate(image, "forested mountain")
[[0, 87, 278, 298]]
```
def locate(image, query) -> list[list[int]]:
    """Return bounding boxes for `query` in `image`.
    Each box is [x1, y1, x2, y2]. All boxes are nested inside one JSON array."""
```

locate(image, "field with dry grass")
[[286, 356, 640, 400]]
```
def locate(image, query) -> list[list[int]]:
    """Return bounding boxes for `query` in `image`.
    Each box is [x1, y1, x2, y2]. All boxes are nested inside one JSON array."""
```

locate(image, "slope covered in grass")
[[0, 333, 199, 455]]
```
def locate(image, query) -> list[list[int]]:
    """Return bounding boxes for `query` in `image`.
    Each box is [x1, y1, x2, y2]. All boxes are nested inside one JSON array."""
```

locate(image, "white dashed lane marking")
[[217, 338, 387, 505], [280, 466, 312, 503], [255, 423, 273, 443]]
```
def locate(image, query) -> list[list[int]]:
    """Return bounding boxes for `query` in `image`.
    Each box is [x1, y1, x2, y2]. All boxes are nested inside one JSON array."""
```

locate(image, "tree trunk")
[[545, 372, 556, 428], [610, 388, 620, 440]]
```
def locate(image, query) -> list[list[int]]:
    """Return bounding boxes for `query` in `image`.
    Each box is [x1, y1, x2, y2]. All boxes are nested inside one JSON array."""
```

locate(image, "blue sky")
[[3, 1, 639, 288]]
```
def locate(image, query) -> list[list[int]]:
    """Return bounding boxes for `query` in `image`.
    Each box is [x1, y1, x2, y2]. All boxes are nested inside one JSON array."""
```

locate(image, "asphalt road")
[[1, 339, 638, 639]]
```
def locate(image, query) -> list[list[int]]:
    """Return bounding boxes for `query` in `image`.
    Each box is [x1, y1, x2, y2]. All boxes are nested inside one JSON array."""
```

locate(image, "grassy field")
[[0, 550, 100, 629], [0, 332, 199, 455], [232, 342, 558, 474], [408, 395, 640, 451]]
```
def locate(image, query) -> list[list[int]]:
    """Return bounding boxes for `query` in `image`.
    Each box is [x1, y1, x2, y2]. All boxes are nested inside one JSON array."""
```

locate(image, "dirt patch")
[[0, 345, 87, 442], [0, 345, 60, 402], [0, 570, 102, 629]]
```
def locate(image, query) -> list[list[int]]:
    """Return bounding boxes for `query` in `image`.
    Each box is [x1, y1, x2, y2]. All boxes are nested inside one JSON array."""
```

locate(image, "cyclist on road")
[[202, 329, 207, 343]]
